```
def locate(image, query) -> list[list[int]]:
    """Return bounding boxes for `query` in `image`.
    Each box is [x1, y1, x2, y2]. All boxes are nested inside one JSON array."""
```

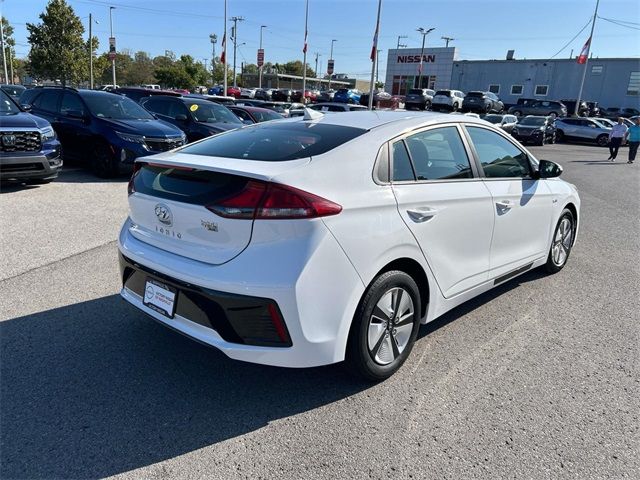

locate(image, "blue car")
[[19, 87, 186, 177], [208, 86, 224, 96], [0, 89, 62, 184], [333, 88, 361, 104]]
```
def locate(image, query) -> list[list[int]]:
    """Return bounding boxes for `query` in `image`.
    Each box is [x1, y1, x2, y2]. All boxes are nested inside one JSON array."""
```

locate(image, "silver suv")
[[432, 89, 465, 112], [405, 88, 435, 110], [508, 100, 567, 119], [554, 118, 612, 146]]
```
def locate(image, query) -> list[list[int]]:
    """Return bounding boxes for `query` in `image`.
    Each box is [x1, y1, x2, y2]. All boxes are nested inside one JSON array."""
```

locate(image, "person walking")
[[607, 117, 628, 161], [625, 116, 640, 164]]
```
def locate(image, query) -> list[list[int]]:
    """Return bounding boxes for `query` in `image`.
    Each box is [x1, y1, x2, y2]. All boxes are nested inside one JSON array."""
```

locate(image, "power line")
[[598, 16, 640, 26], [598, 17, 640, 31], [549, 17, 592, 59]]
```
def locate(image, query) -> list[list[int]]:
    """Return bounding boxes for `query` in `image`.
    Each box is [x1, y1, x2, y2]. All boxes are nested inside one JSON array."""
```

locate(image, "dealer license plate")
[[143, 278, 177, 318]]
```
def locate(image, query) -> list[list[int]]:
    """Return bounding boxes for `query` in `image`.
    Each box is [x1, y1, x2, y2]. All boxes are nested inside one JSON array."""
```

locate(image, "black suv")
[[114, 87, 181, 104], [462, 91, 504, 113], [560, 99, 589, 117], [404, 88, 435, 110], [20, 87, 185, 177], [141, 95, 242, 143]]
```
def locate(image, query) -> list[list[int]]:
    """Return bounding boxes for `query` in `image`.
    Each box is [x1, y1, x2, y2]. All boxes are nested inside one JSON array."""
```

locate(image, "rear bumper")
[[0, 151, 63, 181], [117, 217, 365, 368]]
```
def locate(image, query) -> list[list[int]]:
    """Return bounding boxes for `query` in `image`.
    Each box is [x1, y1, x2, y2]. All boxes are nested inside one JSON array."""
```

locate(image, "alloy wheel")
[[367, 287, 415, 365], [551, 217, 573, 267]]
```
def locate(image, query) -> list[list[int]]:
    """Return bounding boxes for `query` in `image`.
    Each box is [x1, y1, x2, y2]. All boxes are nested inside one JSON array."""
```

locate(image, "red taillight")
[[267, 303, 290, 344], [127, 162, 144, 196], [206, 180, 342, 220]]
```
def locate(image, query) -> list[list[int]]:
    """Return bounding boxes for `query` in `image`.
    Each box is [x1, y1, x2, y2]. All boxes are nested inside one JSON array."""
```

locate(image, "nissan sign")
[[397, 54, 436, 63]]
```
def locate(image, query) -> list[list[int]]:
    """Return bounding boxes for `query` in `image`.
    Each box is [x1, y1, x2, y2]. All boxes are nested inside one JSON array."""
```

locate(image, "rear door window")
[[405, 127, 473, 180], [144, 97, 171, 116], [33, 90, 61, 112], [60, 92, 86, 115]]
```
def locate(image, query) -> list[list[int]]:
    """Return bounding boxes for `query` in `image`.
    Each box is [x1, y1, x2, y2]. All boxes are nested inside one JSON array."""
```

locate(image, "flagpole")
[[575, 0, 599, 116], [368, 0, 382, 110], [302, 0, 309, 102], [223, 0, 228, 95]]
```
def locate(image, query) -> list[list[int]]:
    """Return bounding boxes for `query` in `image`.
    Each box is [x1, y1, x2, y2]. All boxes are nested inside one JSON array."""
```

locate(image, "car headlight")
[[40, 126, 56, 141], [115, 131, 145, 144]]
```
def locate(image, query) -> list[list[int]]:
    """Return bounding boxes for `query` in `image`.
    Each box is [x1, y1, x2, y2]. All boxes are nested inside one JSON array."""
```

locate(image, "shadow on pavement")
[[0, 295, 369, 479]]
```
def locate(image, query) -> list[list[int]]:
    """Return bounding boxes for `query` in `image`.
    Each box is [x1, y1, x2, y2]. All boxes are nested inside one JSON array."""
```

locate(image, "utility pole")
[[314, 52, 320, 87], [416, 27, 435, 89], [302, 0, 309, 100], [230, 16, 244, 88], [575, 0, 600, 116], [223, 0, 227, 95], [375, 49, 381, 84], [210, 33, 217, 86], [328, 38, 336, 90], [396, 35, 407, 49], [441, 36, 454, 48], [0, 13, 8, 84], [109, 7, 116, 87], [368, 0, 382, 110], [258, 25, 266, 89], [89, 13, 93, 89]]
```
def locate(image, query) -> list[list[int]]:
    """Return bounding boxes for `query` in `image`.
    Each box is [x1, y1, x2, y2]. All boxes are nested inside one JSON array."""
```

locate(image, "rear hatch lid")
[[128, 155, 310, 265]]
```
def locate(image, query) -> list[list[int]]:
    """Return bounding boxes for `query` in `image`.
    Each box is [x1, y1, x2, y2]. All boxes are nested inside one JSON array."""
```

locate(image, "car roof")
[[230, 105, 276, 113]]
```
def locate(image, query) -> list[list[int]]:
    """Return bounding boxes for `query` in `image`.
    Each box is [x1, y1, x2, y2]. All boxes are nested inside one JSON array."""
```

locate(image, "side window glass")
[[467, 127, 531, 179], [405, 127, 473, 180], [33, 91, 60, 112], [167, 102, 187, 119], [145, 98, 168, 116], [60, 93, 85, 115], [392, 141, 415, 182], [233, 109, 251, 122]]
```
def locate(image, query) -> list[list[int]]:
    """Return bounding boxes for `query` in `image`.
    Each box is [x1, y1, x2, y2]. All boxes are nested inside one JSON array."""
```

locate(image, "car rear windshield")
[[483, 115, 503, 124], [179, 122, 367, 161], [336, 89, 349, 94], [466, 91, 484, 97], [519, 117, 546, 126], [408, 89, 424, 95], [435, 90, 451, 96]]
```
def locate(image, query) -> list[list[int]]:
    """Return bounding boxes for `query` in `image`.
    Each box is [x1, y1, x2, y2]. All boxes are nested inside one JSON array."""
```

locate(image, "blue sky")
[[3, 0, 640, 81]]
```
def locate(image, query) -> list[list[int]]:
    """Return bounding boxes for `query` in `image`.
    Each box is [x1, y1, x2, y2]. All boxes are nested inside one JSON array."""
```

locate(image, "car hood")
[[101, 118, 183, 137], [0, 112, 51, 129]]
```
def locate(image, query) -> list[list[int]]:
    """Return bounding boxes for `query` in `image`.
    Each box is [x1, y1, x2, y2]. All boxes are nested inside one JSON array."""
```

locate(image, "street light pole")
[[328, 38, 336, 90], [258, 25, 266, 89], [210, 33, 217, 86], [302, 0, 309, 100], [230, 16, 244, 88], [416, 27, 434, 89], [89, 13, 93, 89], [223, 0, 227, 95], [109, 7, 116, 87], [441, 36, 455, 48], [314, 52, 320, 87], [0, 12, 8, 84], [376, 49, 381, 84], [368, 0, 382, 110]]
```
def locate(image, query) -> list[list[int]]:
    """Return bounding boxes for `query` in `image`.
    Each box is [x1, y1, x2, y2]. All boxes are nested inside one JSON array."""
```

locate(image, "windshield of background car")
[[0, 91, 20, 115], [466, 91, 484, 97], [435, 90, 451, 96], [251, 109, 283, 122], [179, 122, 366, 161], [484, 115, 502, 124], [83, 93, 154, 120], [187, 102, 241, 124], [408, 89, 424, 95], [2, 85, 25, 97], [519, 117, 546, 126]]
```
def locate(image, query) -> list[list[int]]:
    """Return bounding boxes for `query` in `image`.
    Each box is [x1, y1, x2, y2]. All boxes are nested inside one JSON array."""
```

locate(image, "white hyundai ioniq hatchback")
[[118, 110, 580, 380]]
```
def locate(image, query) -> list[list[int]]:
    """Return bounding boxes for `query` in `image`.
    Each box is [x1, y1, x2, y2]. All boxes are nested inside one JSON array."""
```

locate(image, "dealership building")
[[384, 47, 640, 109]]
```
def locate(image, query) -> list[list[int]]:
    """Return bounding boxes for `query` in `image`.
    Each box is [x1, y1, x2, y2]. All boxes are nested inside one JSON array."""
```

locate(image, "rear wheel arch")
[[563, 202, 579, 244], [372, 258, 430, 320]]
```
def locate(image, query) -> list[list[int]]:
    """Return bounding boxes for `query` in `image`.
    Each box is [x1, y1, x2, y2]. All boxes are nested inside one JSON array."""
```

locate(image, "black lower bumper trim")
[[119, 253, 292, 347]]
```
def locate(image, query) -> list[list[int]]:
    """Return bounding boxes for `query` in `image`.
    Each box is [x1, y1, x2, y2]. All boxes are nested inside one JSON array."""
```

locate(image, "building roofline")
[[453, 57, 640, 64]]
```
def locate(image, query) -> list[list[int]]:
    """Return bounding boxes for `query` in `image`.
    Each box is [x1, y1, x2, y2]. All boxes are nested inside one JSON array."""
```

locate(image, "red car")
[[226, 86, 242, 98], [291, 89, 317, 103]]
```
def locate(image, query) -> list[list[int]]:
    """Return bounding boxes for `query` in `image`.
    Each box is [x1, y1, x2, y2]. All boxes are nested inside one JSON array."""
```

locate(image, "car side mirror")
[[21, 103, 32, 112], [536, 159, 563, 179], [175, 114, 188, 122]]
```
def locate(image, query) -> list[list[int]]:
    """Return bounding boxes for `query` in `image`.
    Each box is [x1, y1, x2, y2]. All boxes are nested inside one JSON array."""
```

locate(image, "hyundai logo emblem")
[[154, 203, 173, 226]]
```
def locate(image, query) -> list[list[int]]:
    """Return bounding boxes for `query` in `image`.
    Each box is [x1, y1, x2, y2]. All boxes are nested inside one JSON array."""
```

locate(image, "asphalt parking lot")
[[1, 143, 638, 479]]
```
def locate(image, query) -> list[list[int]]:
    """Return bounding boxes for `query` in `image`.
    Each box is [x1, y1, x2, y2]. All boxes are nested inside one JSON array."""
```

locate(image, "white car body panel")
[[118, 111, 580, 368]]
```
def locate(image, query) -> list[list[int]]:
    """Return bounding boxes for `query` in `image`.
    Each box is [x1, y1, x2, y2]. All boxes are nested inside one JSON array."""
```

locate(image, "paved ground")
[[1, 143, 638, 479]]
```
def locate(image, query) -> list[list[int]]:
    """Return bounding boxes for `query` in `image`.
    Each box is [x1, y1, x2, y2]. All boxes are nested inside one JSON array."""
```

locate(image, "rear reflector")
[[207, 180, 342, 220]]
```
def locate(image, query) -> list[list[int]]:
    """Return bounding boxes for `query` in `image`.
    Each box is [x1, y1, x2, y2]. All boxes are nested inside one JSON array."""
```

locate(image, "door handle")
[[407, 207, 439, 223], [496, 200, 514, 210]]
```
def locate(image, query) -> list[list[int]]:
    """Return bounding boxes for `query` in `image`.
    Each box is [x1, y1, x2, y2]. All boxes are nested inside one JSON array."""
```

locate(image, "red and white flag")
[[370, 26, 379, 62], [577, 36, 591, 64], [220, 33, 226, 64]]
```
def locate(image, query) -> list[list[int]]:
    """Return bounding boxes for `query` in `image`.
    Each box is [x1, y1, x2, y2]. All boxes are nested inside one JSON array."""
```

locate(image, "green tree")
[[1, 16, 16, 83], [281, 60, 315, 78], [129, 51, 155, 85], [211, 58, 233, 84], [27, 0, 88, 86]]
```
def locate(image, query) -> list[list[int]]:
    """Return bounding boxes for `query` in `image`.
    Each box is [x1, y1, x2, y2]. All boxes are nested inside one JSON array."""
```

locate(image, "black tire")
[[513, 110, 522, 118], [596, 134, 609, 147], [537, 136, 545, 146], [345, 270, 422, 381], [92, 142, 120, 178], [545, 209, 575, 274], [556, 130, 565, 142], [549, 112, 558, 119], [452, 102, 459, 112]]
